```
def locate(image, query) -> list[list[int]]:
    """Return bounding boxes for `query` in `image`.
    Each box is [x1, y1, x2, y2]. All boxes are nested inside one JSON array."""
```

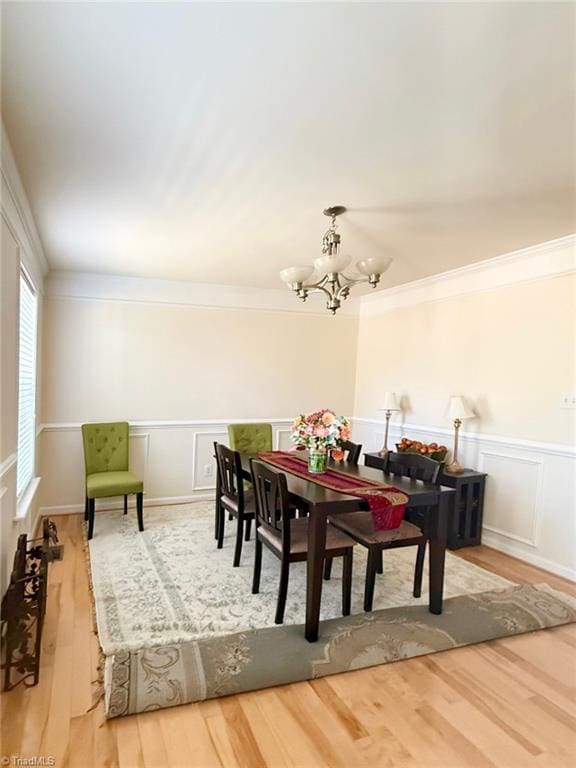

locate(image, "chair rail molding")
[[0, 453, 17, 480]]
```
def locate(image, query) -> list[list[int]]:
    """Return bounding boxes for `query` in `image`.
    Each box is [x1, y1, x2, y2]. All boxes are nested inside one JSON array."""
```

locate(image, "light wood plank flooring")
[[1, 513, 575, 768]]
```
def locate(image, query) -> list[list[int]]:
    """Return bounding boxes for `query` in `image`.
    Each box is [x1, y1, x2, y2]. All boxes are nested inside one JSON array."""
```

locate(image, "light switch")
[[560, 394, 576, 409]]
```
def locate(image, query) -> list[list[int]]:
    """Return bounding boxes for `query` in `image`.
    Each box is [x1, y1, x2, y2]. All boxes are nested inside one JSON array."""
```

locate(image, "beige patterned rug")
[[86, 502, 576, 718], [89, 501, 512, 654]]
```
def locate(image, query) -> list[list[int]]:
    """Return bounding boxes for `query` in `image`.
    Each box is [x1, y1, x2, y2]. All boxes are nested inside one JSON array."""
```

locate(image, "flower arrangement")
[[291, 409, 351, 455]]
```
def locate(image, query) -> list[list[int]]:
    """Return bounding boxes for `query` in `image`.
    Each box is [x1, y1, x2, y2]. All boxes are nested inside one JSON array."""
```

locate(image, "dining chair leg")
[[252, 537, 262, 594], [376, 550, 383, 574], [87, 498, 96, 540], [342, 550, 353, 616], [84, 496, 89, 522], [363, 549, 379, 612], [124, 494, 128, 515], [136, 492, 144, 532], [244, 517, 252, 542], [233, 516, 244, 567], [275, 559, 290, 624], [413, 541, 426, 598], [217, 506, 225, 549], [214, 499, 220, 540]]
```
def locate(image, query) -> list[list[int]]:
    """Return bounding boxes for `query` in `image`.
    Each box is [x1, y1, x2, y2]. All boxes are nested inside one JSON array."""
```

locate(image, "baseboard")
[[481, 529, 576, 582], [38, 493, 214, 517]]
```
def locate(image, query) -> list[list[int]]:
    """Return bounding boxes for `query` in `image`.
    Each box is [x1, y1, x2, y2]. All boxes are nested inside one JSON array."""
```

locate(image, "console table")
[[364, 453, 486, 550]]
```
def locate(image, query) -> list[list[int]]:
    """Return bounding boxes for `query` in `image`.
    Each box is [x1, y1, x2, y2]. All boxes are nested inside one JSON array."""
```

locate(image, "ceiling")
[[2, 2, 574, 290]]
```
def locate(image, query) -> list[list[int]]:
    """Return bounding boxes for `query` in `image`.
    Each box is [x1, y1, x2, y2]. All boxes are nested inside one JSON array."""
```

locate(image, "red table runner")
[[258, 451, 409, 530]]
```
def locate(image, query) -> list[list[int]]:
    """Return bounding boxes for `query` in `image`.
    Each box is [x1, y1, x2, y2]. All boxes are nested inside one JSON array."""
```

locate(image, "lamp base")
[[377, 448, 390, 458], [445, 460, 464, 475]]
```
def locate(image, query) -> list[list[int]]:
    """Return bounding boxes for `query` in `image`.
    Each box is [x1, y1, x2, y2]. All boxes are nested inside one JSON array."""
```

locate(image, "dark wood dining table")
[[240, 453, 456, 643]]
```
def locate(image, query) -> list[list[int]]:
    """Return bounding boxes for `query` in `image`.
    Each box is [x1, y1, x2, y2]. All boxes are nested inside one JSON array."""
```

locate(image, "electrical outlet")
[[560, 394, 576, 409], [203, 464, 214, 478]]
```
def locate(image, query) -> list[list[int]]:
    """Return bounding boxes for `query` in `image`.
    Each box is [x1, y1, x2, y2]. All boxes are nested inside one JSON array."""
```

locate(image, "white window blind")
[[16, 268, 38, 497]]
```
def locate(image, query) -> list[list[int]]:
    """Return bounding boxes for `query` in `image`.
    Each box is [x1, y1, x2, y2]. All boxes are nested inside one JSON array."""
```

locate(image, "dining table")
[[239, 452, 456, 643]]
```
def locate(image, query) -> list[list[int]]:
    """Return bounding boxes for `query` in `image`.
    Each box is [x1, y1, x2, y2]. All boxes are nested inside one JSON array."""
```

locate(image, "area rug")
[[86, 502, 576, 717]]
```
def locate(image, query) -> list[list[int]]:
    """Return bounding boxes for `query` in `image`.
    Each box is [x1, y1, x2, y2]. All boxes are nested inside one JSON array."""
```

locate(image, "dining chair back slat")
[[341, 440, 362, 465], [384, 451, 442, 484], [215, 443, 244, 507], [250, 459, 291, 553]]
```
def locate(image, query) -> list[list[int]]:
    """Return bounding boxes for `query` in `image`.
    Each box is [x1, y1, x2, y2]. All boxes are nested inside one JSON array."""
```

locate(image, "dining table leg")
[[305, 503, 328, 642], [428, 488, 453, 614]]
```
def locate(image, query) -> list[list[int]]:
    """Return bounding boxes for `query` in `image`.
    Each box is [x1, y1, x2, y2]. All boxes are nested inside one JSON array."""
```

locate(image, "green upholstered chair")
[[227, 423, 273, 454], [81, 422, 144, 540]]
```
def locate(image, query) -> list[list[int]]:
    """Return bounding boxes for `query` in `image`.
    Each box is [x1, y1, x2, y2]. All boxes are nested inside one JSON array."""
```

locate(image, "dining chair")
[[81, 422, 144, 540], [250, 459, 356, 624], [227, 423, 273, 453], [325, 451, 441, 611], [214, 443, 256, 566], [340, 440, 362, 465]]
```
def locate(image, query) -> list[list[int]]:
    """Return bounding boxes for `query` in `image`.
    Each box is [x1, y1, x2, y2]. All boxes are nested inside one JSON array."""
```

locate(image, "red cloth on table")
[[257, 451, 409, 530]]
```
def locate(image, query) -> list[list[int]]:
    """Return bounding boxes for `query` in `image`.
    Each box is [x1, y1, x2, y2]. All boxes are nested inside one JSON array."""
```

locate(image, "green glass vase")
[[308, 448, 328, 474]]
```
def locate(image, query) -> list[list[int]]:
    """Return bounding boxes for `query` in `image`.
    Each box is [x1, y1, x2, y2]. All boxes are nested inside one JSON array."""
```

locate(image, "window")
[[16, 268, 38, 497]]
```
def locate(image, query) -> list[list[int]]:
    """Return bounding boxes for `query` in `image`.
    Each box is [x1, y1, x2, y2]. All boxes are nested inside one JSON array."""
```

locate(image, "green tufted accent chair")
[[81, 422, 144, 540], [227, 423, 273, 454]]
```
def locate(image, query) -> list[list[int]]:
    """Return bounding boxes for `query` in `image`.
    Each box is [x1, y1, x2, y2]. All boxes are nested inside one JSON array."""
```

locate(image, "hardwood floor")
[[1, 513, 575, 768]]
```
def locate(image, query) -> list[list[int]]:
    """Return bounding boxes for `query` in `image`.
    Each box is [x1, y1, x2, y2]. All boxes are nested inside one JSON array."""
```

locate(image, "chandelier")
[[280, 205, 392, 314]]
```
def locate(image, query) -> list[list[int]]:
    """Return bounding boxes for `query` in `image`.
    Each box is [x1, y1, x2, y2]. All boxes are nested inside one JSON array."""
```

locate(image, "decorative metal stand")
[[1, 519, 60, 691]]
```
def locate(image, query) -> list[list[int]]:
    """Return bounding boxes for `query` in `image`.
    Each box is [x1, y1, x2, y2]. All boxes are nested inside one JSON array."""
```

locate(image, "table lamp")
[[378, 391, 401, 457], [446, 395, 475, 474]]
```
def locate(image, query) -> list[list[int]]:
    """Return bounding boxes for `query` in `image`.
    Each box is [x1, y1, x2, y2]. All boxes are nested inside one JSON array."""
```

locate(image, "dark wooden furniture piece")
[[237, 453, 454, 642], [438, 469, 487, 549], [326, 450, 442, 610], [339, 440, 362, 465], [214, 443, 255, 566], [365, 453, 486, 550], [250, 460, 356, 624]]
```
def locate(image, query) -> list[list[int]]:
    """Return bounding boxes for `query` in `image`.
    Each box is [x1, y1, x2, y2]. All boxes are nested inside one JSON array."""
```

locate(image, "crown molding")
[[359, 234, 576, 317], [1, 121, 49, 290], [44, 271, 361, 317]]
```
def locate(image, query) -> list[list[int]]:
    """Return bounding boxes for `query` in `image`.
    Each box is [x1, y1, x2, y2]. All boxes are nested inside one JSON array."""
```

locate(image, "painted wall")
[[352, 265, 576, 580], [41, 298, 357, 422], [38, 296, 357, 511], [354, 274, 575, 444]]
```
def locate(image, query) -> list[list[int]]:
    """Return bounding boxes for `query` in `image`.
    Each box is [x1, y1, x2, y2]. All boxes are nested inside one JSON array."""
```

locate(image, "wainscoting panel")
[[351, 417, 576, 581], [480, 452, 543, 547]]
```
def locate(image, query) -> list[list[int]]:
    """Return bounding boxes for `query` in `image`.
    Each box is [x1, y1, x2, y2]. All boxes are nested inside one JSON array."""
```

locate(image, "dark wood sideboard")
[[364, 453, 487, 550]]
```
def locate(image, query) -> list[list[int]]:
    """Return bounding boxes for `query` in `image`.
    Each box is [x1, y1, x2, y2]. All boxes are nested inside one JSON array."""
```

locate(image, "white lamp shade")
[[380, 391, 400, 411], [313, 252, 351, 275], [447, 395, 475, 421], [356, 255, 393, 276], [279, 265, 314, 285]]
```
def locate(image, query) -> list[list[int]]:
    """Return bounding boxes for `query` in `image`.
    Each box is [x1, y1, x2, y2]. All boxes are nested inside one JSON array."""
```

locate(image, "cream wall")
[[38, 296, 357, 512], [352, 266, 576, 580], [354, 274, 575, 445], [42, 299, 357, 422]]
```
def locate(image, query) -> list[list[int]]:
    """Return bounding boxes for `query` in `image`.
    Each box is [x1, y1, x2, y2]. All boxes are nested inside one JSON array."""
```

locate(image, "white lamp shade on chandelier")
[[447, 395, 475, 422], [380, 391, 400, 412], [356, 256, 393, 277], [313, 252, 351, 275], [279, 265, 314, 286]]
